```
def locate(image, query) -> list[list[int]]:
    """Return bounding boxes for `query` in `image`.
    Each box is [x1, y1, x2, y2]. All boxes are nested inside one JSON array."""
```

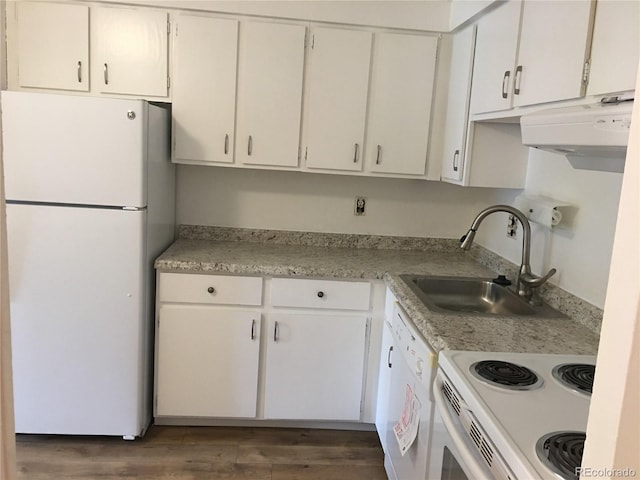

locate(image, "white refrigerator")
[[1, 91, 175, 438]]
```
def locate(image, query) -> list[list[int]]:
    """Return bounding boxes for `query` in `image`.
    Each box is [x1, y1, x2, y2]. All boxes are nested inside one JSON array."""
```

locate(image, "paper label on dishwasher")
[[394, 383, 421, 455]]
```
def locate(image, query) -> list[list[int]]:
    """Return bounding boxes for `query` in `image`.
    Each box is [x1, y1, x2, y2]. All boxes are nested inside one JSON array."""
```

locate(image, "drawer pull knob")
[[207, 287, 215, 294], [317, 291, 325, 298]]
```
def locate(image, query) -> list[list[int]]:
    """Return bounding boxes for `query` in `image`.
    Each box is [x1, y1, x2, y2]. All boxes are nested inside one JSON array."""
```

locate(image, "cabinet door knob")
[[387, 346, 393, 368], [273, 321, 279, 342], [251, 319, 256, 340], [317, 291, 325, 298], [376, 145, 382, 165], [207, 287, 215, 294], [453, 149, 460, 172], [77, 61, 82, 83], [103, 63, 109, 85], [224, 134, 229, 155], [248, 135, 253, 156], [353, 143, 359, 163]]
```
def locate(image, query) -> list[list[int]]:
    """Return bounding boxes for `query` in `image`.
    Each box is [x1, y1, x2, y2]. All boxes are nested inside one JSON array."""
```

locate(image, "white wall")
[[175, 166, 515, 237], [97, 0, 452, 32], [474, 149, 624, 308], [176, 148, 623, 309], [449, 0, 495, 31]]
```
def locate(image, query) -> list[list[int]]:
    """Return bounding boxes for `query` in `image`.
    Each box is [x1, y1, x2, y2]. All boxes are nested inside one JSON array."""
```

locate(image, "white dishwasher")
[[384, 302, 437, 480]]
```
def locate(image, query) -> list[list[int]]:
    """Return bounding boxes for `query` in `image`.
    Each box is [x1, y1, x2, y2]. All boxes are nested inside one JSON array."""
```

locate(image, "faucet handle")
[[521, 268, 557, 287]]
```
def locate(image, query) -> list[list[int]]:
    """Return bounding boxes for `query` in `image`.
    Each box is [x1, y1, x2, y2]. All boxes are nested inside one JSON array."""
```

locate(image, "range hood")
[[520, 100, 633, 173]]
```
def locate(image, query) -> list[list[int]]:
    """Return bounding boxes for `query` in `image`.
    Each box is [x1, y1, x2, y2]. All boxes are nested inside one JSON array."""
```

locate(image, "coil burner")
[[552, 363, 595, 395], [536, 431, 586, 480], [470, 360, 543, 390]]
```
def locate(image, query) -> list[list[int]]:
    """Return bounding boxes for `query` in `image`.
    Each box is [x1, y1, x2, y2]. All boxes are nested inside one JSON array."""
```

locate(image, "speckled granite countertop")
[[155, 226, 601, 356]]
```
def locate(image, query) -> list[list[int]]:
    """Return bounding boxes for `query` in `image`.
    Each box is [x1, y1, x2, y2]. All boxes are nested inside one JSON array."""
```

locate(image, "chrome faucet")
[[460, 205, 556, 304]]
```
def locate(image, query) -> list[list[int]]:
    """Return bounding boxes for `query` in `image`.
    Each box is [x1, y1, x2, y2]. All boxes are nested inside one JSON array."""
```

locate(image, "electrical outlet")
[[507, 214, 517, 238], [354, 196, 366, 216]]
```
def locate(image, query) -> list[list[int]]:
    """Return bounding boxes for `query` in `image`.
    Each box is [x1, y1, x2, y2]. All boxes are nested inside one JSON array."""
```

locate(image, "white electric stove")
[[431, 350, 596, 480]]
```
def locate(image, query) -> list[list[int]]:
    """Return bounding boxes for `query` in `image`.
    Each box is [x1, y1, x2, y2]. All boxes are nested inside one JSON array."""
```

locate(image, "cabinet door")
[[587, 0, 639, 96], [366, 33, 438, 176], [93, 7, 169, 97], [441, 25, 476, 184], [156, 305, 260, 418], [514, 0, 594, 107], [172, 15, 238, 164], [304, 28, 372, 172], [264, 313, 367, 421], [469, 1, 522, 115], [16, 2, 89, 91], [236, 22, 306, 167]]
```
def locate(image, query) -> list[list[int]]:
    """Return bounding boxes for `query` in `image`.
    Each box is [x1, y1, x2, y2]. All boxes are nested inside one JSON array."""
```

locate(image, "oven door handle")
[[433, 375, 493, 480]]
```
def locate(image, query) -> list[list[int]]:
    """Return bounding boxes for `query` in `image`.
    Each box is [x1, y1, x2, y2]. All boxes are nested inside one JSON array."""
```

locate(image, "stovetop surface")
[[438, 350, 596, 480]]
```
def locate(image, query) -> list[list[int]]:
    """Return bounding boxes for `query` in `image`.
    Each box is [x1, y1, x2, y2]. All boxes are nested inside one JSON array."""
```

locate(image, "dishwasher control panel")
[[392, 302, 435, 384]]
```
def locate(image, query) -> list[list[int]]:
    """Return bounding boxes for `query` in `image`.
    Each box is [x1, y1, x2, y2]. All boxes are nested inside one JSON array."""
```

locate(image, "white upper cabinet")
[[172, 15, 238, 164], [514, 0, 594, 107], [304, 27, 372, 172], [93, 7, 169, 97], [441, 25, 477, 184], [236, 22, 306, 168], [442, 23, 529, 190], [471, 0, 595, 115], [365, 33, 438, 176], [469, 1, 522, 115], [16, 2, 89, 92], [587, 0, 640, 96]]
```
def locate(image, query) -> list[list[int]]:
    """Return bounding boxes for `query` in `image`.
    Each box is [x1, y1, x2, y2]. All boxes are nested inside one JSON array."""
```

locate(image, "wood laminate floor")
[[16, 425, 388, 480]]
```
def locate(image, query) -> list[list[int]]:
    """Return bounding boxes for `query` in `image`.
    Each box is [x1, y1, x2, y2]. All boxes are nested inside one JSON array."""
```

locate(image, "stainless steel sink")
[[400, 275, 565, 318]]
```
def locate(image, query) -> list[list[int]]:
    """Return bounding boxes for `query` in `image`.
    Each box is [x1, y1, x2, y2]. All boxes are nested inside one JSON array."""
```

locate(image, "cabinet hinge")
[[582, 59, 591, 85]]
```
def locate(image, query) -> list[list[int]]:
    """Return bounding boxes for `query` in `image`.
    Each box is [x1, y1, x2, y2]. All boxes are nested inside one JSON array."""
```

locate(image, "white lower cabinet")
[[263, 313, 368, 421], [155, 305, 261, 418], [154, 273, 377, 425]]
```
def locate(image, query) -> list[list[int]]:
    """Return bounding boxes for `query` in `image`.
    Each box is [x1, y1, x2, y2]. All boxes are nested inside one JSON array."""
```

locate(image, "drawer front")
[[159, 273, 263, 305], [270, 278, 371, 310]]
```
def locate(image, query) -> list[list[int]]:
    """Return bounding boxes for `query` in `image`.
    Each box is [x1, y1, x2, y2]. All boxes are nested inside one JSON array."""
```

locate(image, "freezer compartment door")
[[7, 203, 148, 436], [1, 91, 147, 207]]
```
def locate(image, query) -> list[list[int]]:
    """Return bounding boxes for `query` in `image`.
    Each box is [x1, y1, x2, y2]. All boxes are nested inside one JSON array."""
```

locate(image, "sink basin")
[[400, 275, 564, 318]]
